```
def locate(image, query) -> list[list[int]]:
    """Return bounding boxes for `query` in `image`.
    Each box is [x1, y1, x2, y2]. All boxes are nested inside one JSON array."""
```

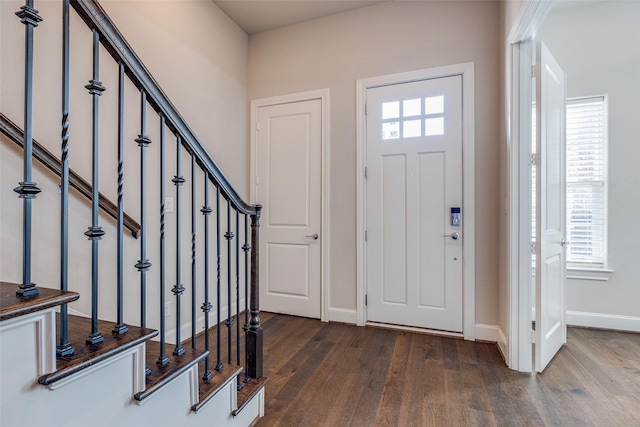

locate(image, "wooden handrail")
[[71, 0, 261, 217], [0, 112, 140, 238]]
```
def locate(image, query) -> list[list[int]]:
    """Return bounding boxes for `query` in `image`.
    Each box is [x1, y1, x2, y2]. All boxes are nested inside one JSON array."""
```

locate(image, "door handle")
[[561, 239, 570, 247], [306, 233, 319, 240], [443, 232, 460, 240]]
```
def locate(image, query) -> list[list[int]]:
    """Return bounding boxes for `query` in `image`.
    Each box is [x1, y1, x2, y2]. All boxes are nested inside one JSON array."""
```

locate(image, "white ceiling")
[[214, 0, 387, 35]]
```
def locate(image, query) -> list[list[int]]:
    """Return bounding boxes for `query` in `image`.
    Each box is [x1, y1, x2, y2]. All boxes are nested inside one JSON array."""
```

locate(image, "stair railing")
[[6, 0, 263, 382]]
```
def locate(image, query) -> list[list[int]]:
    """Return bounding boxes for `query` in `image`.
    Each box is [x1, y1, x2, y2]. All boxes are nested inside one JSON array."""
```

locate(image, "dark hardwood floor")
[[255, 313, 640, 426]]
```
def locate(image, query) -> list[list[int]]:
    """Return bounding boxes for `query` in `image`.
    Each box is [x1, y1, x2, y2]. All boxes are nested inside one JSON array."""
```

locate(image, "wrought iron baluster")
[[215, 186, 223, 371], [172, 137, 186, 357], [84, 29, 105, 345], [157, 116, 169, 366], [14, 0, 42, 297], [135, 91, 152, 375], [235, 209, 242, 390], [191, 156, 197, 348], [57, 0, 73, 356], [113, 62, 128, 336], [247, 208, 263, 379], [201, 176, 213, 380], [242, 214, 251, 382], [225, 201, 234, 364]]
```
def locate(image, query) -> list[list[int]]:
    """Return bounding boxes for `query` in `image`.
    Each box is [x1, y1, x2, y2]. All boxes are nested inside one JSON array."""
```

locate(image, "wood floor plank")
[[521, 368, 573, 426], [441, 336, 461, 371], [556, 335, 640, 426], [374, 331, 410, 426], [569, 328, 640, 395], [459, 361, 492, 413], [274, 325, 350, 426], [422, 357, 446, 404], [350, 328, 396, 427], [492, 362, 546, 426], [322, 372, 368, 426], [255, 316, 640, 427], [273, 330, 334, 401], [477, 362, 526, 424], [398, 334, 431, 425], [536, 348, 608, 426]]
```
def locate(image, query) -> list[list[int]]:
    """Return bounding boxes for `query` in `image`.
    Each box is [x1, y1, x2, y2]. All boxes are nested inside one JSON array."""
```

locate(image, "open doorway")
[[510, 0, 640, 372]]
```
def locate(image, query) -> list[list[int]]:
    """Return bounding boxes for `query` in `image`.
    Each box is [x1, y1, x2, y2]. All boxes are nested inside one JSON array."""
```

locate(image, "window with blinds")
[[565, 96, 607, 266], [531, 95, 607, 269]]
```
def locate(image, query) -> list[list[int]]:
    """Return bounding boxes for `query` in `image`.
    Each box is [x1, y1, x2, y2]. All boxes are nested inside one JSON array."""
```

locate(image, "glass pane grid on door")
[[381, 96, 445, 140]]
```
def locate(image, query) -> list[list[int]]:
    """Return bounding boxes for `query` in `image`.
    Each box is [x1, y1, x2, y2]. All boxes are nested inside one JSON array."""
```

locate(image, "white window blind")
[[565, 96, 607, 266]]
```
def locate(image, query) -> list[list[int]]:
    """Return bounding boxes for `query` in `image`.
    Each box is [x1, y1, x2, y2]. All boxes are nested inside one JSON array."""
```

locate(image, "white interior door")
[[365, 76, 463, 332], [256, 99, 322, 318], [535, 41, 567, 372]]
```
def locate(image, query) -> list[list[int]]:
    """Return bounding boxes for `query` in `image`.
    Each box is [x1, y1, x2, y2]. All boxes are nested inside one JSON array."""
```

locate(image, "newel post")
[[247, 206, 263, 379]]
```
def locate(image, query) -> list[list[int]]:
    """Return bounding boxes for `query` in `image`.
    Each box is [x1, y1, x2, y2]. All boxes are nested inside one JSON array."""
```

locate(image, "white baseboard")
[[327, 307, 357, 324], [567, 310, 640, 333], [496, 326, 508, 362], [474, 323, 498, 342], [67, 307, 89, 318]]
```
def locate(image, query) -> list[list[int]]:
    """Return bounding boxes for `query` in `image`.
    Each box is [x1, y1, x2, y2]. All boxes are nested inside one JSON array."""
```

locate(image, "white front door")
[[365, 75, 463, 332], [256, 99, 322, 319], [535, 41, 567, 372]]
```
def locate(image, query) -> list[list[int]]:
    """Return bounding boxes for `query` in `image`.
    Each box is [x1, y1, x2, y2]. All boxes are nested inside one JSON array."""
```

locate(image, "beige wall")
[[248, 1, 501, 325]]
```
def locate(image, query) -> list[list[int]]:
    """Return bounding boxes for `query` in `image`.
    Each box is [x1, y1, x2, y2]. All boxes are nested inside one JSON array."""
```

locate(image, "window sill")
[[566, 267, 614, 282]]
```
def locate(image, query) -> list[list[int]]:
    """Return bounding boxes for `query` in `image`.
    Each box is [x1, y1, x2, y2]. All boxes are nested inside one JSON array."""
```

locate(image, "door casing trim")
[[356, 63, 476, 340], [507, 0, 554, 372], [250, 89, 330, 322]]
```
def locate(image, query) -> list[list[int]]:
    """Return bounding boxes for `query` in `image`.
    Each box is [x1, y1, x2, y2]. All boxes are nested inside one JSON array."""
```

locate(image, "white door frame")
[[356, 63, 476, 340], [506, 0, 555, 372], [250, 89, 330, 322]]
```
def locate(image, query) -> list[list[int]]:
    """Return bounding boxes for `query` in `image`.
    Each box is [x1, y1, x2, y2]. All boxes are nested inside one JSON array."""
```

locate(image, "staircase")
[[0, 1, 266, 425]]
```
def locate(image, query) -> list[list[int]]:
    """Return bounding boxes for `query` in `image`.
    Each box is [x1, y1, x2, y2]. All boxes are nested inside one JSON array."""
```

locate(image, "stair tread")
[[192, 363, 243, 413], [136, 341, 208, 401], [233, 376, 269, 417], [0, 282, 79, 322], [39, 314, 158, 385]]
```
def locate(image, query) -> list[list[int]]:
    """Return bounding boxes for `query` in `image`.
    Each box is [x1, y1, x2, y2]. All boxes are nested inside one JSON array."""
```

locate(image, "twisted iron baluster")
[[57, 0, 73, 356], [215, 186, 223, 371], [135, 90, 152, 375], [113, 62, 128, 336], [157, 116, 169, 366], [191, 156, 197, 348]]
